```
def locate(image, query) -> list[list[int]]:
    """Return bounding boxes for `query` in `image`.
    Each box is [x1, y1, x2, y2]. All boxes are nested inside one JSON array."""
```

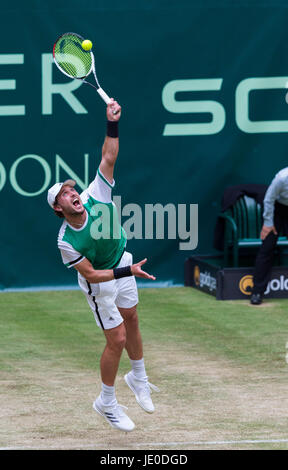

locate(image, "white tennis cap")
[[47, 179, 76, 208]]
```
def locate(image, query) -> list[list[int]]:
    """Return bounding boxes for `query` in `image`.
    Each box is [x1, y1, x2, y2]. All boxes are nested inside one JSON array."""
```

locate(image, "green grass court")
[[1, 287, 288, 450]]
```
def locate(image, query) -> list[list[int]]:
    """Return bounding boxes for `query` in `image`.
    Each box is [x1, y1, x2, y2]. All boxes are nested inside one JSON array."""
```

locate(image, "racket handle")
[[97, 87, 119, 115], [97, 87, 111, 105]]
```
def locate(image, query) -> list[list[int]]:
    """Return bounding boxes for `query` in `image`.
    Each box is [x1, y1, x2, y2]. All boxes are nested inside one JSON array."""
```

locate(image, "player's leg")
[[114, 252, 143, 362], [118, 304, 143, 360], [118, 304, 159, 414], [101, 322, 126, 386], [115, 251, 160, 412], [93, 321, 135, 431], [80, 282, 135, 431]]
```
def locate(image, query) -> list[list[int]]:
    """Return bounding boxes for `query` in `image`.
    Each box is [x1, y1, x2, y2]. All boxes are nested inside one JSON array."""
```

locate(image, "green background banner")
[[2, 0, 288, 289]]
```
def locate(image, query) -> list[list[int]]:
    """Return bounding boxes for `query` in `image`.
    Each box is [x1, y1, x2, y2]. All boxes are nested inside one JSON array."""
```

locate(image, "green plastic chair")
[[219, 195, 288, 267]]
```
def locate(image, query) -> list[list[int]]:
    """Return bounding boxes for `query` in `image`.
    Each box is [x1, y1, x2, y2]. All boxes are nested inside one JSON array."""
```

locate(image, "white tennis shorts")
[[77, 251, 139, 330]]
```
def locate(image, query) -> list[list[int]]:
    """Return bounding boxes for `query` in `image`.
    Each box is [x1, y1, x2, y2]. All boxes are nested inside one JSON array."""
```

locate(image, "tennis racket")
[[53, 32, 114, 108]]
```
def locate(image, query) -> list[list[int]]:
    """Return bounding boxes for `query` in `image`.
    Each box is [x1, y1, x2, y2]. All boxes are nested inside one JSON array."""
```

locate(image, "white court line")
[[1, 438, 288, 450], [143, 438, 288, 447]]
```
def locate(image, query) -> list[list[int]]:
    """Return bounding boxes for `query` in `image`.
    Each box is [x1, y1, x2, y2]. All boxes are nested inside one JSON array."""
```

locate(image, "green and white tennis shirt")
[[57, 167, 127, 271]]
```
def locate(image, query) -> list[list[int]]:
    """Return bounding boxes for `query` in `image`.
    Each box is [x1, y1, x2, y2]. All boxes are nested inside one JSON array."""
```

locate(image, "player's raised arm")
[[99, 99, 121, 184]]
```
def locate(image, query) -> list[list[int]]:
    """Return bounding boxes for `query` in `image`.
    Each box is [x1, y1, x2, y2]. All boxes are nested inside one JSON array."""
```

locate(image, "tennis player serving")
[[47, 99, 159, 432]]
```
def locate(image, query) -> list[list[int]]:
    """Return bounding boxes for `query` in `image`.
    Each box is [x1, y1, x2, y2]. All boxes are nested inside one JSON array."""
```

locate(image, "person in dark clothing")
[[251, 168, 288, 305]]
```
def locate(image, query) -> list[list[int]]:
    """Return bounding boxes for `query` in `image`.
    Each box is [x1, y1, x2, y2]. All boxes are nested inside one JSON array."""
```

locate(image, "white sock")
[[100, 383, 116, 406], [130, 358, 147, 379]]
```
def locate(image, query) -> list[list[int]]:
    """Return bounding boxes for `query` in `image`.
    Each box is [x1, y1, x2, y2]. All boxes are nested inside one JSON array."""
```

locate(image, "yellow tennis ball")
[[82, 39, 92, 51]]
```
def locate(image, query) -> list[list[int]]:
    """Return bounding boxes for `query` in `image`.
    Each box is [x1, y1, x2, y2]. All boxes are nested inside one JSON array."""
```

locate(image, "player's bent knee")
[[115, 333, 126, 352]]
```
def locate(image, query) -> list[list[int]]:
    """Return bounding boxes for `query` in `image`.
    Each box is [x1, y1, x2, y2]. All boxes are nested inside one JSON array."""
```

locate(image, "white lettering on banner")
[[0, 54, 25, 116], [162, 77, 288, 135], [0, 53, 287, 133], [1, 153, 89, 196], [0, 155, 198, 251], [0, 161, 6, 191], [55, 154, 89, 190], [199, 271, 217, 292], [235, 77, 288, 133], [162, 79, 225, 136], [42, 54, 88, 115], [265, 275, 288, 295], [8, 153, 90, 196], [10, 154, 51, 196], [0, 53, 88, 116]]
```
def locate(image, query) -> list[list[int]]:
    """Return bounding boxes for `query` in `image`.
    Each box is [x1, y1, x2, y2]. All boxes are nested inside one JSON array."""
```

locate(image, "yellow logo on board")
[[239, 275, 254, 295]]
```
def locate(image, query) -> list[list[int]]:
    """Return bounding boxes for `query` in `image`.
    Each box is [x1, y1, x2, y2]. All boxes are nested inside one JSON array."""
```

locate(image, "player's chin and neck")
[[63, 207, 86, 224]]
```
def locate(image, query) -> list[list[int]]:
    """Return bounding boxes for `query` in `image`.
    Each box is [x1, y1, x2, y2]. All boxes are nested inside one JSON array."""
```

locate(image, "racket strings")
[[54, 34, 92, 78]]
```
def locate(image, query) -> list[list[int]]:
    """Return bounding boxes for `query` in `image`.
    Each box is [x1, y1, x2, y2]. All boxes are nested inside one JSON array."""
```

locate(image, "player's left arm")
[[99, 99, 121, 184], [73, 257, 156, 283]]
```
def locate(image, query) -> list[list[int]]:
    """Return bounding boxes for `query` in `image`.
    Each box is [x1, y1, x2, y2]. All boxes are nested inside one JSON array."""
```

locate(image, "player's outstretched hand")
[[131, 259, 156, 280], [107, 98, 121, 121]]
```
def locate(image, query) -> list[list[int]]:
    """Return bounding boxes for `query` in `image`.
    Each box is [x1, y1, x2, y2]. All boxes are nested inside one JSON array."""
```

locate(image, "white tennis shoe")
[[93, 396, 135, 432], [124, 371, 160, 413]]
